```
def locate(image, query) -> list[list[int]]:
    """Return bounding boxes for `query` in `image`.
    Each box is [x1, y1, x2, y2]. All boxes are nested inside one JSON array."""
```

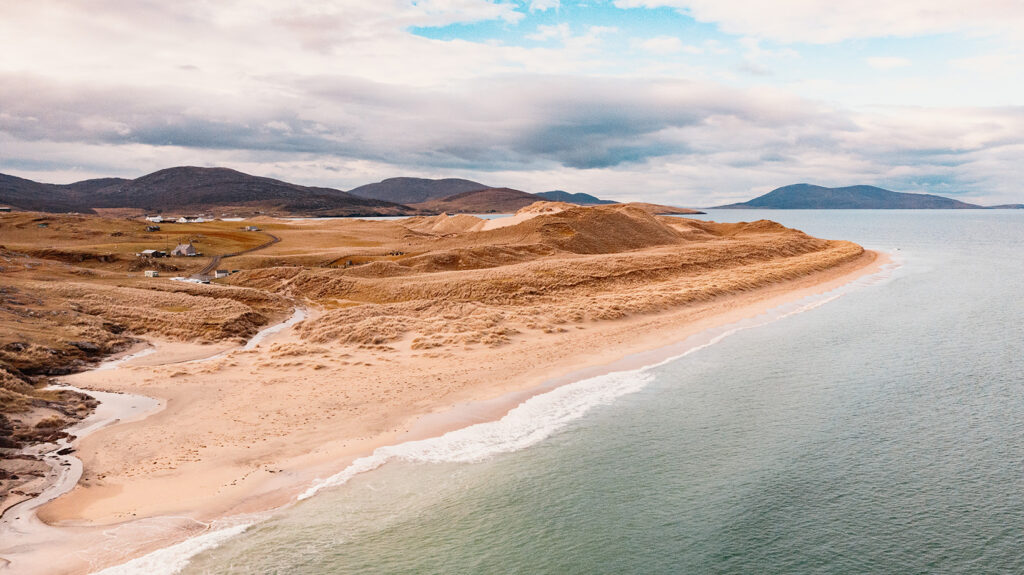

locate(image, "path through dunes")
[[194, 232, 280, 278]]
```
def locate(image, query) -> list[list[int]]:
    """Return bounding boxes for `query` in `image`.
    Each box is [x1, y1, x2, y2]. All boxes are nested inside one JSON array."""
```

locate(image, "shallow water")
[[159, 210, 1024, 574]]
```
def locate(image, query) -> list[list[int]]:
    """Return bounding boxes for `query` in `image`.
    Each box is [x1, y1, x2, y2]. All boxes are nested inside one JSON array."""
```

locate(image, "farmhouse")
[[144, 270, 159, 277], [171, 243, 199, 257]]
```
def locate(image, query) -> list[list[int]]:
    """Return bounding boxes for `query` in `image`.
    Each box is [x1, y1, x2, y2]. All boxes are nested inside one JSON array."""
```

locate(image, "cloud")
[[949, 52, 1022, 73], [529, 0, 560, 11], [867, 57, 912, 69], [528, 23, 571, 41], [527, 23, 616, 49], [612, 0, 1024, 43], [638, 36, 685, 54]]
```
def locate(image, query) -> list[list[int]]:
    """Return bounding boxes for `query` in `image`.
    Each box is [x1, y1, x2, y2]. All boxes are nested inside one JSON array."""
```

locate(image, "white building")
[[171, 243, 198, 257]]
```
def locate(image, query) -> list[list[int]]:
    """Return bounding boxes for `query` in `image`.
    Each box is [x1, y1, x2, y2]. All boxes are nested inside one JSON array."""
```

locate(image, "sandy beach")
[[0, 203, 890, 573], [1, 244, 885, 574]]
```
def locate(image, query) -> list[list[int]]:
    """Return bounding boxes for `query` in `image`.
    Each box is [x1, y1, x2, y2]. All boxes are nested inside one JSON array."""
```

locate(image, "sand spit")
[[0, 203, 881, 573]]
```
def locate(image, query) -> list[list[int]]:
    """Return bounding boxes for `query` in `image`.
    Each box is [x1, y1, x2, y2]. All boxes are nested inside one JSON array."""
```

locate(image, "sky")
[[1, 0, 1022, 206]]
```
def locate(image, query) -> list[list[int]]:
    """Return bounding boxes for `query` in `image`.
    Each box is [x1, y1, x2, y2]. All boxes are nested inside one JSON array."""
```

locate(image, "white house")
[[144, 270, 159, 277], [171, 243, 198, 257]]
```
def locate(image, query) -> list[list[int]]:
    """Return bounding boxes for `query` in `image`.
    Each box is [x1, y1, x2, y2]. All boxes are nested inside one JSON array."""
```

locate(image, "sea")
[[104, 210, 1024, 574]]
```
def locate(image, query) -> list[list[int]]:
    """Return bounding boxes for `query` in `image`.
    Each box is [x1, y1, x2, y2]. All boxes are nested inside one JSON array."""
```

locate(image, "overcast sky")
[[2, 0, 1022, 205]]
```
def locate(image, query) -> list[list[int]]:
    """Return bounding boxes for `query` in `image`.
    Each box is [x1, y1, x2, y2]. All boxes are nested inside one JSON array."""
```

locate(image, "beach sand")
[[0, 248, 885, 574]]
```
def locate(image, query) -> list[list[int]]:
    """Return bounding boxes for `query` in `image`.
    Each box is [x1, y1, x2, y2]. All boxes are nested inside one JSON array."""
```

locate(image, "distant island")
[[716, 183, 1019, 209], [0, 167, 697, 216]]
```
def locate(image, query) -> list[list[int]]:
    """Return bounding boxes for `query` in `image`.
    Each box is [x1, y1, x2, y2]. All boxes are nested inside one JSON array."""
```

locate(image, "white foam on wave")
[[300, 368, 655, 500], [91, 522, 253, 575]]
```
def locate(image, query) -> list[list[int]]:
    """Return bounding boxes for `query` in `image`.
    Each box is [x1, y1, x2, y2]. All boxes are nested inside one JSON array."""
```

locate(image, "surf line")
[[91, 252, 902, 575]]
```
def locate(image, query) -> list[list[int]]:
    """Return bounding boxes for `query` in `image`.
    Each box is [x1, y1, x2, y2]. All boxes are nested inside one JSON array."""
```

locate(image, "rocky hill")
[[0, 168, 412, 216], [717, 184, 982, 209], [0, 173, 93, 213], [409, 188, 544, 213], [347, 177, 491, 204]]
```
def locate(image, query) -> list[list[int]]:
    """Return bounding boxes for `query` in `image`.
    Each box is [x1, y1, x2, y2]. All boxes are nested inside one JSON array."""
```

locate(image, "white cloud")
[[528, 23, 572, 41], [949, 52, 1022, 73], [638, 36, 685, 54], [529, 0, 561, 11], [528, 23, 616, 49], [612, 0, 1024, 43], [867, 57, 912, 70]]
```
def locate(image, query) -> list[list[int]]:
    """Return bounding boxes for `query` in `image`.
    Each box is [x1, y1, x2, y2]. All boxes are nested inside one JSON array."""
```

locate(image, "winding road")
[[193, 231, 280, 278]]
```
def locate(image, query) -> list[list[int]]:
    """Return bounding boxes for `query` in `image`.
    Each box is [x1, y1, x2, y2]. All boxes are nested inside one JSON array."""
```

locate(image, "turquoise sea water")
[[168, 210, 1023, 574]]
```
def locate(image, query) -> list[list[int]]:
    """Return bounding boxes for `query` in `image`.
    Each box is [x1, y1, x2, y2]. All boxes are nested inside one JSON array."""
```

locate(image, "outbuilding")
[[144, 270, 160, 277]]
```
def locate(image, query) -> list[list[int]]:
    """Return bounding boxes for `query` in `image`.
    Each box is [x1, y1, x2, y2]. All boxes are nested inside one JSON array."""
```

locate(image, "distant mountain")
[[537, 190, 617, 205], [989, 204, 1024, 209], [348, 177, 491, 205], [410, 188, 543, 213], [717, 184, 983, 209], [57, 177, 131, 196], [0, 173, 93, 213], [0, 167, 412, 216]]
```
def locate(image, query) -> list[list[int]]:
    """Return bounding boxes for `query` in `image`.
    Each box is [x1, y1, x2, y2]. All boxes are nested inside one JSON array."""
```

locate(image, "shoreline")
[[1, 249, 890, 574]]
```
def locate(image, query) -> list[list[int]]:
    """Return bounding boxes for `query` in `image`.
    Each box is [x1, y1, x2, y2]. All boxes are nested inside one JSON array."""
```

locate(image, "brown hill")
[[85, 167, 412, 216], [347, 177, 491, 204], [357, 203, 713, 273], [410, 188, 543, 213], [464, 203, 683, 254], [0, 173, 93, 213], [57, 177, 131, 196], [0, 168, 414, 216]]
